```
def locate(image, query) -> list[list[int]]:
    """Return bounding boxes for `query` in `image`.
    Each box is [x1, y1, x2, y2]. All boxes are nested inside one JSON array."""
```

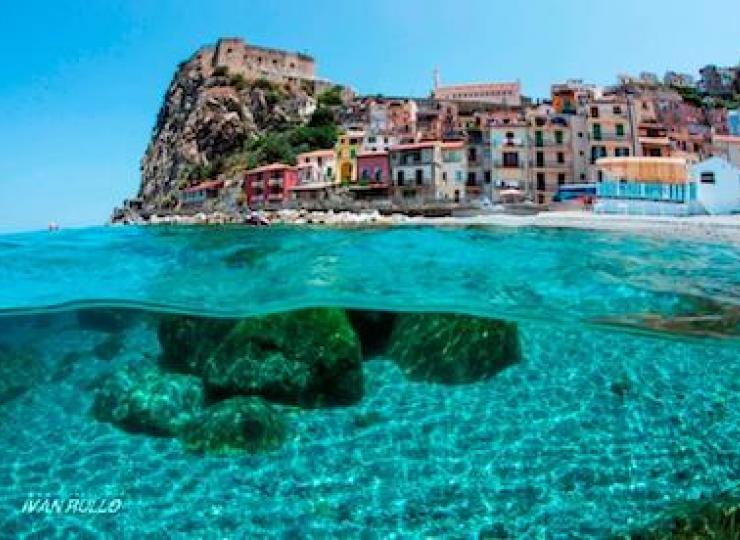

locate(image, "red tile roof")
[[184, 180, 224, 193], [245, 163, 294, 174]]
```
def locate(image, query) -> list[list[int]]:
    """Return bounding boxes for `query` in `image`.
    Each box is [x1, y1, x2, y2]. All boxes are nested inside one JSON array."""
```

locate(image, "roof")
[[713, 135, 740, 144], [245, 163, 294, 175], [357, 151, 389, 158], [389, 141, 440, 151], [596, 157, 689, 183], [296, 149, 335, 159], [184, 180, 224, 193], [441, 141, 465, 149]]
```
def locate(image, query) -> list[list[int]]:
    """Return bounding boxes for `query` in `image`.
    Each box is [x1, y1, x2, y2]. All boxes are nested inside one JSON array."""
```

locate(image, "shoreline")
[[119, 209, 740, 244]]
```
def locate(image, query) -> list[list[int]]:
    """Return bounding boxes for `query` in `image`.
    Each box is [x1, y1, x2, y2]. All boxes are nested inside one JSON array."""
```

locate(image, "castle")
[[188, 37, 331, 93]]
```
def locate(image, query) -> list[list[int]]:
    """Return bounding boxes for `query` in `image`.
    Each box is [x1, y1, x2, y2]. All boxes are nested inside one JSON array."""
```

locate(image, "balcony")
[[590, 133, 629, 142], [268, 177, 284, 187]]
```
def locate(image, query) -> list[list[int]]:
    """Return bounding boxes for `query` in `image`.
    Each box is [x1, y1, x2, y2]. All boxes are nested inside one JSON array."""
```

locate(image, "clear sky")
[[1, 0, 738, 232]]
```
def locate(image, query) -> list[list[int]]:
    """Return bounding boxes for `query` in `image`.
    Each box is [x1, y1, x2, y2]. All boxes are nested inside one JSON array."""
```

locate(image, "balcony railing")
[[590, 133, 629, 142]]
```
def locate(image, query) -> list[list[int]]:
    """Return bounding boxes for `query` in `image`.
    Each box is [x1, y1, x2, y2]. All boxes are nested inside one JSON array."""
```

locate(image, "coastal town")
[[115, 38, 740, 225]]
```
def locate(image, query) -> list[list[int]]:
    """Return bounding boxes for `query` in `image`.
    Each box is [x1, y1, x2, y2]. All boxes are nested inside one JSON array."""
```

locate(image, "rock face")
[[388, 313, 521, 384], [158, 308, 363, 407], [139, 51, 314, 204], [0, 345, 45, 405], [92, 363, 205, 436], [179, 397, 286, 455]]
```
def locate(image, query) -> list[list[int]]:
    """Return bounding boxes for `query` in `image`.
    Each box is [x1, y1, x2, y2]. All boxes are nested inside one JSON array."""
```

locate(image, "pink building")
[[353, 151, 391, 200], [244, 163, 298, 208]]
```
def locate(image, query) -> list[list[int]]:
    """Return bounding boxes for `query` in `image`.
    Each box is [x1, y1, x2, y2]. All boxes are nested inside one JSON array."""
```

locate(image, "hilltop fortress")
[[189, 37, 329, 92]]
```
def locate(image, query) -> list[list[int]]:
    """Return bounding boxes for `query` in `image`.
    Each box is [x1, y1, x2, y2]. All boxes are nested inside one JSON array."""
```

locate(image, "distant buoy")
[[48, 222, 60, 231]]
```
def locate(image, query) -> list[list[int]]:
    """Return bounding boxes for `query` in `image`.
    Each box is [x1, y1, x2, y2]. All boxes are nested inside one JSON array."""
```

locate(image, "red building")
[[244, 163, 298, 208]]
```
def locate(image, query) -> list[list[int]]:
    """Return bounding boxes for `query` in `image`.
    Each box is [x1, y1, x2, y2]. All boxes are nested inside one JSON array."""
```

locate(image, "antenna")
[[433, 67, 440, 92]]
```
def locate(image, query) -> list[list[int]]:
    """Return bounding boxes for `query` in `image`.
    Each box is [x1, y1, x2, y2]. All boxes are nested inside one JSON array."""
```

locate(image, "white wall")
[[692, 157, 740, 215]]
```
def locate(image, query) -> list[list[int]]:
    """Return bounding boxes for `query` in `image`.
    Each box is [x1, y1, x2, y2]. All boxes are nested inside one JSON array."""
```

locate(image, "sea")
[[0, 224, 738, 539]]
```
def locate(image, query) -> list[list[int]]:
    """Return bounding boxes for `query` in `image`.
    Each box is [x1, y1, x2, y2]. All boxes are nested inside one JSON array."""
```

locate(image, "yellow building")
[[335, 130, 364, 184]]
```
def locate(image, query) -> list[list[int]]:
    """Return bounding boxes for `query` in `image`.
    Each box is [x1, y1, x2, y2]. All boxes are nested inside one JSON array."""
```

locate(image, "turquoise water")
[[0, 225, 738, 538]]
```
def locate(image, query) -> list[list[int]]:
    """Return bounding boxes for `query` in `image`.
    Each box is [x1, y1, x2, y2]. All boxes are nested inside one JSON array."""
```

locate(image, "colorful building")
[[291, 149, 336, 204], [389, 142, 443, 202], [490, 121, 531, 200], [440, 141, 467, 203], [587, 96, 635, 182], [433, 80, 522, 107], [335, 130, 364, 184], [594, 157, 697, 215], [244, 163, 298, 208], [351, 151, 392, 200], [180, 180, 224, 205]]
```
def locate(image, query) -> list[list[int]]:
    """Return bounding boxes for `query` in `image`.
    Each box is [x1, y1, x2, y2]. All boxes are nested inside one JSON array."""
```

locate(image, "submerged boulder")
[[179, 396, 286, 455], [347, 310, 397, 359], [158, 308, 363, 407], [0, 345, 45, 405], [92, 362, 205, 436], [76, 308, 134, 333], [388, 313, 521, 384]]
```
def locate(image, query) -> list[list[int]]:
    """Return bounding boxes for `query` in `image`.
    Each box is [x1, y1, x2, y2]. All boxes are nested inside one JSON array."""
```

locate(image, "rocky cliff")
[[138, 47, 326, 205]]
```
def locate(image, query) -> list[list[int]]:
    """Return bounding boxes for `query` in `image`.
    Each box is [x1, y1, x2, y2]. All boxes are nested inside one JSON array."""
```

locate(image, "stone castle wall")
[[210, 38, 316, 84]]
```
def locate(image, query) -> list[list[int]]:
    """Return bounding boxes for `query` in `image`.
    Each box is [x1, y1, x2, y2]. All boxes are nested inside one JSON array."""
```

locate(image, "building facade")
[[245, 163, 298, 208]]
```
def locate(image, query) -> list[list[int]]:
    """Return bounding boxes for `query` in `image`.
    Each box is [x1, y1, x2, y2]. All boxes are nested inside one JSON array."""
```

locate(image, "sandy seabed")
[[0, 316, 738, 539]]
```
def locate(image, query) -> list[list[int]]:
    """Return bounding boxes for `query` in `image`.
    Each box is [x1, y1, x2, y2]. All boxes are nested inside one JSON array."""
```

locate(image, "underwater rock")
[[92, 362, 205, 436], [388, 313, 521, 384], [76, 308, 133, 333], [158, 308, 363, 407], [179, 396, 286, 455], [93, 334, 124, 361], [346, 310, 397, 358], [0, 345, 45, 405], [619, 496, 740, 539]]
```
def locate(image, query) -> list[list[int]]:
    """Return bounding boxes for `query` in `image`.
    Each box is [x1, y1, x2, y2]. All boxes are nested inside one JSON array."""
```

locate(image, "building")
[[587, 96, 635, 182], [291, 149, 336, 204], [180, 180, 224, 205], [690, 157, 740, 215], [389, 142, 444, 202], [634, 97, 673, 158], [244, 163, 298, 208], [663, 71, 696, 88], [335, 130, 365, 184], [728, 110, 740, 136], [711, 135, 740, 168], [594, 157, 698, 215], [440, 141, 467, 203], [433, 81, 521, 107], [699, 65, 737, 97], [351, 151, 392, 201], [490, 121, 531, 199]]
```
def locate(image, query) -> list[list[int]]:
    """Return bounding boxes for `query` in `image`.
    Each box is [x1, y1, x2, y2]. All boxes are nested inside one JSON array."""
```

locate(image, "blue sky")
[[1, 0, 738, 232]]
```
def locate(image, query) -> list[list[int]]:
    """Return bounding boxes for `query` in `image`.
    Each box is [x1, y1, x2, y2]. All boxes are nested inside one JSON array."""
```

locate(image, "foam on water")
[[0, 225, 738, 538]]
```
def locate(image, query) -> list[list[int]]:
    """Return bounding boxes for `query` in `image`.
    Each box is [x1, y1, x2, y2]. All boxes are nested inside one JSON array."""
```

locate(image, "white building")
[[691, 157, 740, 215], [594, 157, 739, 216]]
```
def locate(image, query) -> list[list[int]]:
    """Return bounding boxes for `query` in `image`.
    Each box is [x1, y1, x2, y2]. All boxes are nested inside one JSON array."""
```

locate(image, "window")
[[484, 171, 491, 184], [374, 168, 382, 182], [558, 173, 566, 185], [593, 124, 602, 140], [590, 106, 599, 118], [467, 172, 477, 184], [616, 124, 625, 137], [535, 131, 544, 147], [536, 152, 544, 167], [557, 152, 565, 164], [555, 130, 564, 144], [505, 131, 514, 139], [502, 152, 519, 168], [397, 170, 405, 186], [361, 168, 370, 180], [415, 169, 423, 185], [468, 148, 477, 162], [700, 171, 716, 184], [442, 172, 448, 181], [536, 173, 546, 191], [613, 106, 622, 115]]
